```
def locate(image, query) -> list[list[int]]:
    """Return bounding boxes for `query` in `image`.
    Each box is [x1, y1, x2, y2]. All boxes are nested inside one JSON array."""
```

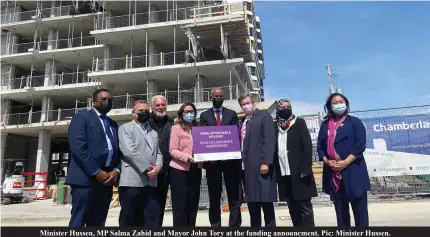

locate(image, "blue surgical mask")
[[183, 112, 195, 123], [332, 103, 347, 115]]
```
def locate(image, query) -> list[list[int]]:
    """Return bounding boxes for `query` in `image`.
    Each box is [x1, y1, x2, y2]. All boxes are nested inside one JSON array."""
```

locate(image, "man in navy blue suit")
[[66, 88, 120, 227], [199, 87, 242, 227]]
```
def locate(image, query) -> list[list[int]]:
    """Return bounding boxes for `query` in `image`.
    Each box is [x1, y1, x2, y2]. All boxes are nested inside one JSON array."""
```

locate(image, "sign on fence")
[[301, 115, 321, 145], [192, 125, 241, 162], [360, 114, 430, 177]]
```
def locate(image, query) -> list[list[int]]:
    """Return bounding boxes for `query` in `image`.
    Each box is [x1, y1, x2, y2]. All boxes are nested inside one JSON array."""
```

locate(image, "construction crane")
[[325, 64, 343, 95]]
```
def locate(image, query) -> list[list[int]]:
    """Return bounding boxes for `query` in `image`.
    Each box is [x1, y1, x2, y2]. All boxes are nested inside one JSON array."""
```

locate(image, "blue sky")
[[255, 1, 430, 115]]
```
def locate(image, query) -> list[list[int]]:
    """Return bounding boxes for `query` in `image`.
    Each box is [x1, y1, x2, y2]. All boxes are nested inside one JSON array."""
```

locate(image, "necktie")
[[241, 119, 247, 142], [100, 115, 115, 143], [215, 109, 221, 126]]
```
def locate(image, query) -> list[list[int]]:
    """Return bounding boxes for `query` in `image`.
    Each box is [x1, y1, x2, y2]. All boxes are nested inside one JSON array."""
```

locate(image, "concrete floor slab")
[[1, 199, 430, 226]]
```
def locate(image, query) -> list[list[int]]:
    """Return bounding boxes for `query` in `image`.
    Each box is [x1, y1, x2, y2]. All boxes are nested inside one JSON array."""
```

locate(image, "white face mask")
[[242, 104, 254, 115]]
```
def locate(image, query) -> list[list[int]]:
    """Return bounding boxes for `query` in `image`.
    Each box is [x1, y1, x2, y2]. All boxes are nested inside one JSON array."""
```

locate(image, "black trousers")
[[240, 169, 246, 203], [247, 202, 276, 227], [333, 182, 369, 227], [156, 173, 170, 227], [169, 164, 202, 227], [118, 186, 160, 227], [283, 176, 315, 227], [206, 160, 242, 227]]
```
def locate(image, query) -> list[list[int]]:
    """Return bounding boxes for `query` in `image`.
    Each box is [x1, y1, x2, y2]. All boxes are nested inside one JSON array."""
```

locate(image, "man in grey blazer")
[[118, 100, 163, 227]]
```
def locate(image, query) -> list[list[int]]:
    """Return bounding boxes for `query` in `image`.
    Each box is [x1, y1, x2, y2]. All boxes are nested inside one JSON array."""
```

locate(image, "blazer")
[[317, 115, 371, 201], [65, 109, 120, 186], [274, 118, 318, 201], [199, 107, 240, 168], [169, 124, 202, 171], [199, 107, 239, 127], [118, 120, 163, 187]]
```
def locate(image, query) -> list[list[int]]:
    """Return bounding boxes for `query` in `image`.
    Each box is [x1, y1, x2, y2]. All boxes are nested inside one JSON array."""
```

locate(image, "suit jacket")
[[317, 115, 371, 201], [274, 118, 318, 201], [239, 109, 277, 202], [118, 120, 162, 187], [199, 107, 240, 168], [65, 109, 120, 186]]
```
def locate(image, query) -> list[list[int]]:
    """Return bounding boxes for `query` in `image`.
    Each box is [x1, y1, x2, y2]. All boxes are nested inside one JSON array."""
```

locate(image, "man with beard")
[[199, 87, 242, 227], [148, 95, 174, 226], [66, 88, 120, 227]]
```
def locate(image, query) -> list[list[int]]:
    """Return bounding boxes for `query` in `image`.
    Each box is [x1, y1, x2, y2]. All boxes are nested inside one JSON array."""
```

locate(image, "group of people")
[[65, 87, 371, 228]]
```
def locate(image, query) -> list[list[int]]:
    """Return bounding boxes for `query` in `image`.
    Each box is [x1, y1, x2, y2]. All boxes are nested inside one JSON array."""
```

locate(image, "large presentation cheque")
[[192, 125, 242, 162]]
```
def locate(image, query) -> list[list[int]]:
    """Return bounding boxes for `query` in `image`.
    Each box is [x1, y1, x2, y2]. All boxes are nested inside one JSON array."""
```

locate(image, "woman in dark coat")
[[317, 93, 370, 227], [238, 94, 277, 227], [274, 99, 318, 227]]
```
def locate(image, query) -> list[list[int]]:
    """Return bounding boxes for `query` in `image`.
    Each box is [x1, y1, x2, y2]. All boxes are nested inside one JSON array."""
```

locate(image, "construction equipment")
[[1, 163, 30, 205]]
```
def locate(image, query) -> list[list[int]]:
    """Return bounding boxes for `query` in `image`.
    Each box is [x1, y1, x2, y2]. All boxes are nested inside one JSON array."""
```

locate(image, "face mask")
[[137, 111, 150, 123], [183, 112, 195, 123], [242, 104, 254, 115], [278, 108, 292, 120], [212, 98, 224, 109], [332, 103, 347, 115], [96, 99, 112, 114]]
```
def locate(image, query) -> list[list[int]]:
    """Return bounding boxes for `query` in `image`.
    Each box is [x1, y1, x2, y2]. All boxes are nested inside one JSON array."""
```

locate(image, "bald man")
[[199, 87, 242, 227]]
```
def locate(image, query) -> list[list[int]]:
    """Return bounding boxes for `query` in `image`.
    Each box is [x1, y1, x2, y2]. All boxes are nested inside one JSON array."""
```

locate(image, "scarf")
[[276, 99, 296, 129], [327, 116, 346, 192]]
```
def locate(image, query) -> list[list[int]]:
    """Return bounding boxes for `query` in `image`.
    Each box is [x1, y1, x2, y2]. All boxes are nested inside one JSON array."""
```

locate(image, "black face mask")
[[96, 99, 112, 114], [137, 111, 150, 123], [278, 108, 292, 120], [212, 98, 224, 109]]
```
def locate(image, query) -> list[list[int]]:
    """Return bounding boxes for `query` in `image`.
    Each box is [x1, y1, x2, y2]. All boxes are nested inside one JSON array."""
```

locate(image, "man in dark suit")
[[66, 88, 120, 227], [238, 94, 277, 227], [199, 87, 242, 227]]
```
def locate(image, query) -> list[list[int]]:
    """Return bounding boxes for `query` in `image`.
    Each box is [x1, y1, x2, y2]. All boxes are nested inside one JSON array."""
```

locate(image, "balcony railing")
[[1, 86, 240, 126], [93, 51, 188, 72], [1, 108, 88, 126], [0, 36, 101, 56], [95, 2, 245, 30], [0, 71, 93, 91], [1, 5, 86, 25]]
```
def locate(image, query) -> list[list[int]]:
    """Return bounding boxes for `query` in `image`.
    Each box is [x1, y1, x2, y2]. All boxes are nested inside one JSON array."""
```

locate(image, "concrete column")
[[147, 80, 158, 104], [40, 96, 54, 122], [47, 28, 58, 50], [104, 11, 112, 29], [1, 99, 11, 126], [44, 59, 57, 86], [3, 33, 19, 54], [148, 41, 160, 67], [35, 129, 51, 198], [1, 65, 15, 90], [0, 133, 8, 181], [148, 4, 159, 23], [103, 46, 111, 71], [50, 1, 60, 17], [194, 75, 208, 103]]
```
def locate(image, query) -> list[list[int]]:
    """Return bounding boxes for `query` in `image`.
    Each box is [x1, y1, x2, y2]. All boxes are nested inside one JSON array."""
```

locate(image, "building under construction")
[[0, 0, 266, 189]]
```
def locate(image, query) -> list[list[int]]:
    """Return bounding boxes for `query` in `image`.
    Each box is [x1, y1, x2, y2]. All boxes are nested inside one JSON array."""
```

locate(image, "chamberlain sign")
[[360, 114, 430, 177], [372, 120, 430, 132]]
